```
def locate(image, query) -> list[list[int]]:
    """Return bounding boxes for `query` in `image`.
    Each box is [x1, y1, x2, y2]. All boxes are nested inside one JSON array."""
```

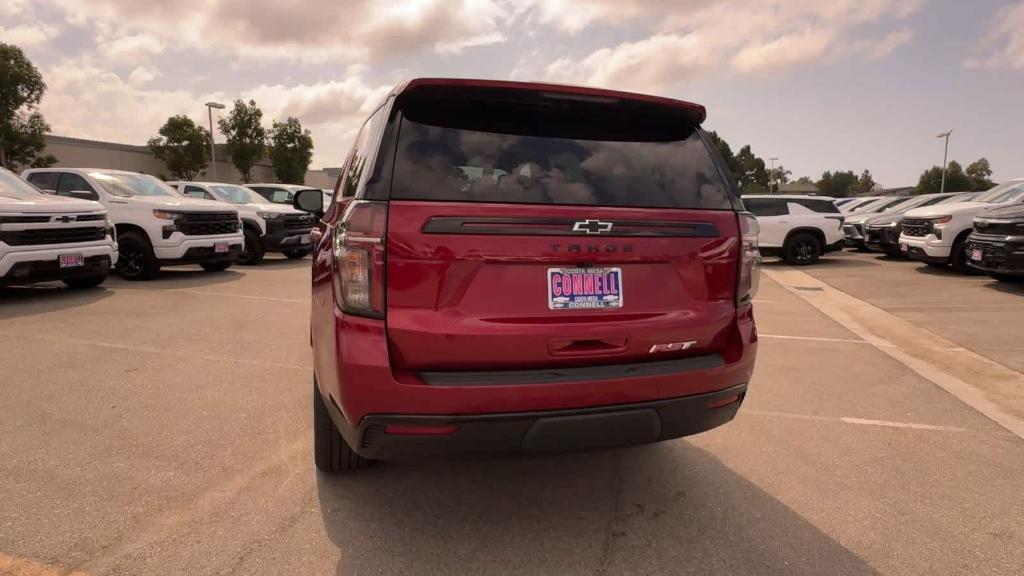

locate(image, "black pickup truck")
[[966, 204, 1024, 282]]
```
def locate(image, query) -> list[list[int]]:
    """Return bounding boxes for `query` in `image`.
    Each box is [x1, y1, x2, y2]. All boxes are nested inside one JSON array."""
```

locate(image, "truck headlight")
[[257, 211, 283, 220]]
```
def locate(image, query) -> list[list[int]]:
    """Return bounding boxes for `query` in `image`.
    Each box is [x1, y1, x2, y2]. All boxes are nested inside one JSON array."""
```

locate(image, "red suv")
[[293, 79, 760, 472]]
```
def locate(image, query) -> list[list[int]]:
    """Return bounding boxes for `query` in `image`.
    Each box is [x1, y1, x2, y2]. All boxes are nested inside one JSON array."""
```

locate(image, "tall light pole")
[[936, 130, 952, 194], [206, 102, 226, 181], [769, 157, 778, 194]]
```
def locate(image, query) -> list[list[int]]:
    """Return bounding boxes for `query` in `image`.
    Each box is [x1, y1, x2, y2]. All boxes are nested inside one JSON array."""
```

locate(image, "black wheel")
[[116, 231, 159, 280], [200, 261, 232, 272], [62, 274, 108, 289], [237, 228, 265, 265], [950, 234, 972, 274], [782, 232, 823, 266], [991, 273, 1024, 283], [313, 378, 366, 473], [284, 249, 311, 260]]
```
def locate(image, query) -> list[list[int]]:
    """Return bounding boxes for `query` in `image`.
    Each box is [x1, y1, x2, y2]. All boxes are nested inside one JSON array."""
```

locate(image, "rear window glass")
[[743, 198, 788, 216], [790, 198, 840, 213], [390, 99, 731, 210]]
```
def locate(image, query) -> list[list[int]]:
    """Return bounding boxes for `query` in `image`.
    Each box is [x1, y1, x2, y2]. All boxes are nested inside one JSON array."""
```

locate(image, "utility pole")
[[936, 130, 952, 194], [205, 102, 226, 181], [769, 157, 778, 194]]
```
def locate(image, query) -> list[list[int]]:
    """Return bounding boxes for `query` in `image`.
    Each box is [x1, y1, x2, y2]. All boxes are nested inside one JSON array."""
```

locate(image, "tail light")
[[333, 201, 387, 317], [737, 212, 761, 306]]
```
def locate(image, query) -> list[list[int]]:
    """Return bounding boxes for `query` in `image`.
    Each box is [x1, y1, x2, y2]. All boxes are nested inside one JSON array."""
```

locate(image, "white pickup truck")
[[1, 167, 117, 288], [167, 181, 315, 264], [23, 168, 243, 280], [900, 179, 1024, 273]]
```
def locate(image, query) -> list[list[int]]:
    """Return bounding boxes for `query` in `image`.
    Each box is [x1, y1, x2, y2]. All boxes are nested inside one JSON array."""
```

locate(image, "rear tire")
[[62, 274, 108, 289], [200, 261, 232, 272], [237, 228, 265, 265], [116, 231, 159, 281], [782, 232, 823, 266], [313, 378, 366, 473], [284, 249, 311, 260]]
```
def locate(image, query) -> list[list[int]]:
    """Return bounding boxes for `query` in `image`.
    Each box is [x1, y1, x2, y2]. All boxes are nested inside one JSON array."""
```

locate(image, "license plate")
[[59, 254, 84, 268], [301, 234, 311, 244], [214, 242, 229, 254], [971, 249, 983, 262], [900, 242, 907, 252], [548, 267, 622, 310]]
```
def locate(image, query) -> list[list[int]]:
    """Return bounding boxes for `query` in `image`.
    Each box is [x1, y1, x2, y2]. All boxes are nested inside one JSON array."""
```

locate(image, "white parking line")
[[744, 409, 971, 433], [764, 267, 1024, 440], [0, 331, 310, 371], [108, 286, 306, 304]]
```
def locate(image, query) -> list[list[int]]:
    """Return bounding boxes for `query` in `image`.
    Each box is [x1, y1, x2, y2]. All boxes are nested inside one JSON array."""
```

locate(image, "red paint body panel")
[[385, 201, 741, 371]]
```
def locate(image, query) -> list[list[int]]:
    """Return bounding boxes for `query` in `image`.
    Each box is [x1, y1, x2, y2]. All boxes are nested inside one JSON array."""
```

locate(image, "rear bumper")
[[316, 305, 757, 458], [328, 383, 747, 459]]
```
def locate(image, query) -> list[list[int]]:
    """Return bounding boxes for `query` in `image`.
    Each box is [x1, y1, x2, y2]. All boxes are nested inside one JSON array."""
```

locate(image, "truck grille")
[[966, 238, 1007, 265], [0, 227, 105, 246], [973, 220, 1024, 236], [177, 212, 240, 236], [283, 214, 315, 230], [901, 218, 930, 237]]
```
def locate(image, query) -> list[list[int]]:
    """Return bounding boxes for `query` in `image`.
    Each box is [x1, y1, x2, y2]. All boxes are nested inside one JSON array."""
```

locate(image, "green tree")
[[705, 130, 740, 183], [268, 117, 314, 184], [147, 115, 210, 180], [851, 169, 879, 195], [965, 157, 994, 191], [794, 176, 814, 185], [735, 145, 768, 194], [916, 161, 972, 194], [0, 43, 56, 169], [217, 99, 266, 182], [816, 170, 859, 198]]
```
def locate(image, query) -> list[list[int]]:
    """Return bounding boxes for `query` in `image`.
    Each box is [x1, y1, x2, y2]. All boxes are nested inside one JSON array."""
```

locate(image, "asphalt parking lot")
[[2, 251, 1023, 575]]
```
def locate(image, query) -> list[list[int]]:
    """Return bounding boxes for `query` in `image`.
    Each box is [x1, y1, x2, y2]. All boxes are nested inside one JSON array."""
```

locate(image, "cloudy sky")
[[4, 0, 1023, 186]]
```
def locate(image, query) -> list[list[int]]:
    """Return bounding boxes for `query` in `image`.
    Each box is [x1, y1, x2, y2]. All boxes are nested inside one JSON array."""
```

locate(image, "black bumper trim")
[[1, 255, 111, 286], [905, 246, 947, 264], [340, 383, 747, 460], [263, 229, 314, 251], [420, 354, 725, 386]]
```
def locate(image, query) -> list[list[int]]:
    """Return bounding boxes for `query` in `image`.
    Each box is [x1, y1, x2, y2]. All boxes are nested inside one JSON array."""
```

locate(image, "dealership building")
[[40, 135, 337, 189]]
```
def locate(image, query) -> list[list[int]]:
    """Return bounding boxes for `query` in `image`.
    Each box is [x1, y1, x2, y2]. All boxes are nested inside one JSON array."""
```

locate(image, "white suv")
[[247, 183, 327, 207], [23, 168, 243, 280], [167, 181, 316, 264], [900, 179, 1024, 273], [742, 195, 845, 265], [1, 168, 117, 289]]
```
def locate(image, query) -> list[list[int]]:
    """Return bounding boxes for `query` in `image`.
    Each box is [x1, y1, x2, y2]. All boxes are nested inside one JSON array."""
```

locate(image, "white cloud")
[[98, 34, 166, 65], [50, 0, 510, 63], [0, 0, 30, 18], [128, 65, 161, 85], [0, 22, 59, 47], [965, 1, 1024, 70], [536, 0, 923, 90]]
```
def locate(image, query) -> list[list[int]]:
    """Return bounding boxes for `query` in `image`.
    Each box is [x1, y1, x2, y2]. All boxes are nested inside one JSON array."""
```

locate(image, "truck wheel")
[[200, 261, 232, 272], [62, 274, 108, 289], [313, 378, 366, 473], [949, 235, 972, 275], [783, 232, 822, 266], [116, 231, 159, 281], [238, 228, 265, 265], [284, 249, 311, 260]]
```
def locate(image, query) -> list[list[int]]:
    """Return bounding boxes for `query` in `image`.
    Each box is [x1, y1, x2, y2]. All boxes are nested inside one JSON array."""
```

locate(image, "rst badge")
[[548, 267, 622, 310]]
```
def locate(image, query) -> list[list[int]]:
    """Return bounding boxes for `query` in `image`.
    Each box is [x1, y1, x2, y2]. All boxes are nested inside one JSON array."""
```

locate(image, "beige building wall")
[[43, 135, 337, 189]]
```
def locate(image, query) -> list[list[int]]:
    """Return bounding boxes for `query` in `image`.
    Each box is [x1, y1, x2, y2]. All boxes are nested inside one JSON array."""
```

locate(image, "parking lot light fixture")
[[936, 130, 952, 194], [206, 102, 226, 180]]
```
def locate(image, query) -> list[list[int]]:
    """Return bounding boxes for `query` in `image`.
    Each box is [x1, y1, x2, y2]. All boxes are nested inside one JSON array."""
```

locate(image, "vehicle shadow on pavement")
[[249, 256, 311, 268], [985, 279, 1024, 295], [0, 284, 115, 320], [316, 442, 877, 575], [762, 256, 879, 269], [108, 268, 244, 289]]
